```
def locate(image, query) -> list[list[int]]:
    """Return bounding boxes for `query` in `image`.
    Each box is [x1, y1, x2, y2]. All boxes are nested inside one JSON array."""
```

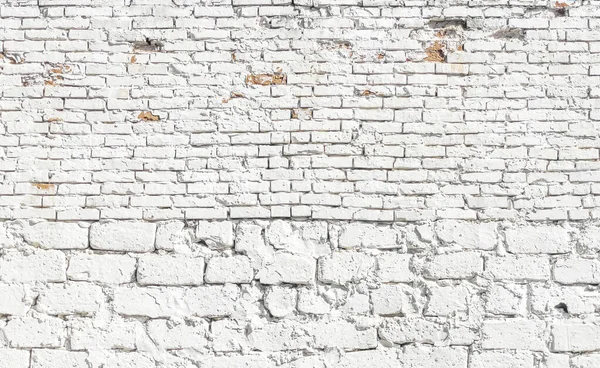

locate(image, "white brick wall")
[[1, 0, 600, 366]]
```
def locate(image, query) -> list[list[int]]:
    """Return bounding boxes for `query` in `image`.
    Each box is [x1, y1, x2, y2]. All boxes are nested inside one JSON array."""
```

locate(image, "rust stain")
[[222, 92, 246, 103], [46, 117, 63, 122], [377, 53, 385, 60], [555, 1, 569, 7], [138, 111, 160, 121], [32, 183, 54, 190], [130, 55, 137, 63], [44, 80, 56, 86], [231, 53, 237, 62], [50, 65, 71, 74], [424, 41, 446, 62], [245, 74, 287, 85]]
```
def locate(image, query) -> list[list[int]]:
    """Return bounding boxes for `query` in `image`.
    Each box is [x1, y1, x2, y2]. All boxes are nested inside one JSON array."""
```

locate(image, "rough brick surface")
[[2, 0, 600, 366]]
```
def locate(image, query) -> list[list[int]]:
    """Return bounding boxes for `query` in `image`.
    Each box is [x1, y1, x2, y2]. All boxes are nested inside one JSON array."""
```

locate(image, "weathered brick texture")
[[1, 0, 600, 366]]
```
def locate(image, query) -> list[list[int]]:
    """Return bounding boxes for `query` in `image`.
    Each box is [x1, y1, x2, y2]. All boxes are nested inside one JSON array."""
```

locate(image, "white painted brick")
[[554, 258, 600, 284], [137, 254, 205, 286], [551, 321, 600, 352], [505, 224, 571, 254], [3, 0, 600, 363], [376, 253, 414, 282], [423, 252, 483, 279], [90, 221, 156, 252], [470, 351, 533, 368], [264, 286, 297, 318], [36, 283, 103, 316], [0, 284, 28, 316], [486, 255, 551, 281], [114, 285, 240, 318], [4, 317, 66, 348], [372, 284, 421, 316], [31, 350, 88, 368], [379, 317, 446, 345], [258, 253, 315, 285], [0, 349, 30, 368], [70, 319, 139, 350], [205, 255, 254, 283], [147, 318, 209, 349], [23, 222, 89, 249], [337, 223, 403, 249], [318, 252, 375, 284], [435, 220, 498, 250], [0, 250, 66, 283], [67, 254, 136, 284], [196, 221, 234, 249]]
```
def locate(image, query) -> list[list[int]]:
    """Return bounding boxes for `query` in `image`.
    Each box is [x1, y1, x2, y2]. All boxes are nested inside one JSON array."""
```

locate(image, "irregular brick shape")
[[67, 254, 136, 284], [258, 253, 316, 285], [90, 222, 156, 252], [137, 254, 205, 286], [505, 225, 571, 254], [23, 222, 88, 249]]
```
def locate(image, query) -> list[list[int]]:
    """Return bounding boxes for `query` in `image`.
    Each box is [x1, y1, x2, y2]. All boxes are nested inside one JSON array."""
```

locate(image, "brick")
[[0, 350, 30, 368], [36, 283, 103, 316], [147, 318, 209, 350], [114, 285, 240, 318], [554, 258, 600, 284], [505, 225, 571, 254], [22, 222, 89, 249], [551, 322, 600, 352], [486, 255, 551, 281], [90, 221, 156, 252], [435, 221, 498, 250], [205, 255, 254, 284], [482, 319, 546, 351], [423, 252, 483, 279], [4, 317, 66, 348], [0, 250, 66, 283], [67, 254, 136, 284], [137, 254, 205, 286], [318, 252, 375, 284], [258, 253, 316, 285]]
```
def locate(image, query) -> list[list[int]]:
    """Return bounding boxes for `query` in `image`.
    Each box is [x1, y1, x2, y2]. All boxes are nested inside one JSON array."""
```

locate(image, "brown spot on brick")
[[46, 117, 63, 122], [291, 108, 312, 120], [44, 80, 56, 86], [32, 183, 54, 191], [130, 55, 137, 63], [424, 41, 445, 62], [222, 92, 246, 103], [361, 90, 375, 96], [50, 65, 72, 74], [457, 44, 464, 51], [138, 112, 160, 121], [245, 74, 287, 86], [555, 1, 568, 16], [231, 53, 237, 62], [377, 53, 385, 60], [6, 54, 23, 64]]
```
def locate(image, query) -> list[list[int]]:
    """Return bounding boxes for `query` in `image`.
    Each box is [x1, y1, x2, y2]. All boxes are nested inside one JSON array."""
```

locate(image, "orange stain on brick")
[[32, 183, 54, 190], [245, 74, 287, 85], [424, 41, 446, 62], [138, 112, 160, 121]]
